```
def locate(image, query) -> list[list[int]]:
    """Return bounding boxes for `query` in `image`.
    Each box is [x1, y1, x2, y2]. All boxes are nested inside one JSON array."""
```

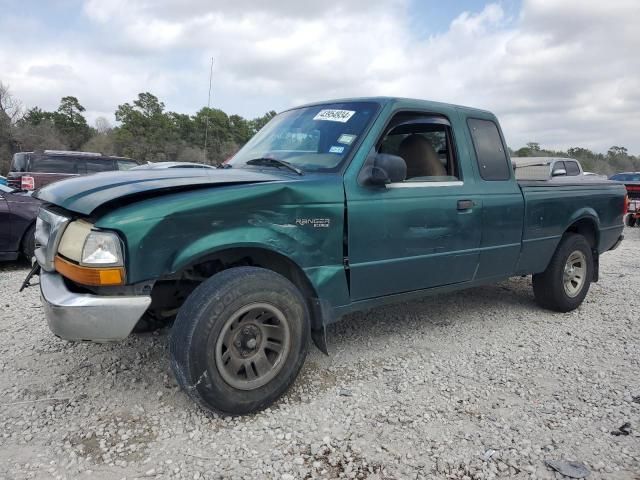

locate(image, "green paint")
[[37, 97, 626, 325]]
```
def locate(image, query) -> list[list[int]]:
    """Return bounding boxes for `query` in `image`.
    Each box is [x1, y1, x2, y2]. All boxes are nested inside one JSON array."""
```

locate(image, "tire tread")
[[169, 266, 309, 415], [532, 233, 592, 312]]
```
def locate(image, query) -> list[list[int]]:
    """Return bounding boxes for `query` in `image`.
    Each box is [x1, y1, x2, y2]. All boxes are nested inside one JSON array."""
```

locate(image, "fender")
[[566, 208, 600, 244], [95, 179, 350, 309]]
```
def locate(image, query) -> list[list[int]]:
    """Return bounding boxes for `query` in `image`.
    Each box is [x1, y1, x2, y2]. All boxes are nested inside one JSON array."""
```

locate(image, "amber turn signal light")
[[54, 256, 125, 286]]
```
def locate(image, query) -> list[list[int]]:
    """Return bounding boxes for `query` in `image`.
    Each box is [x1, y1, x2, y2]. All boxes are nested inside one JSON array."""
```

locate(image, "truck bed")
[[516, 179, 625, 274]]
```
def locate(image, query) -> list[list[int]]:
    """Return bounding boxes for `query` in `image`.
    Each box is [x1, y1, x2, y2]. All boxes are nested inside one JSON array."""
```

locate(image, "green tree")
[[19, 106, 54, 126], [526, 142, 541, 152], [53, 96, 92, 149], [115, 92, 179, 161], [193, 107, 236, 163], [249, 111, 276, 135]]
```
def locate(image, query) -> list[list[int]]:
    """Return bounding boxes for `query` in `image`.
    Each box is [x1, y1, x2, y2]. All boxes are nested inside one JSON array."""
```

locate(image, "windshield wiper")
[[245, 157, 304, 176]]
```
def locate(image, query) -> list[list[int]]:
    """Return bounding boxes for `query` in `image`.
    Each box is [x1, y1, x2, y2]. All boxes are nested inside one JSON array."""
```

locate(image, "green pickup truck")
[[32, 97, 626, 414]]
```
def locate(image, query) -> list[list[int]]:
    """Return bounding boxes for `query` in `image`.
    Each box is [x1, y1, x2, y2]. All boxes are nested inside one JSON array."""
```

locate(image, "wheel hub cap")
[[215, 302, 291, 391], [563, 250, 587, 298]]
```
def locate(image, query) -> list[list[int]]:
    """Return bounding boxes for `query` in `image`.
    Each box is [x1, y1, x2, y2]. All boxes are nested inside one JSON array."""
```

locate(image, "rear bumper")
[[40, 271, 151, 342], [609, 234, 624, 251]]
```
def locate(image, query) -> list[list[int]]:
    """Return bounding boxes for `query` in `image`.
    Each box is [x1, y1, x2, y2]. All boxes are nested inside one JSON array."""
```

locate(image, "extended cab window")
[[467, 118, 510, 181], [376, 114, 459, 182]]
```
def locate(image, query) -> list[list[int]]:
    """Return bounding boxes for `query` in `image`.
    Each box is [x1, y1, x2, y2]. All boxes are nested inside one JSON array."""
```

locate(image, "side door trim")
[[387, 181, 464, 188]]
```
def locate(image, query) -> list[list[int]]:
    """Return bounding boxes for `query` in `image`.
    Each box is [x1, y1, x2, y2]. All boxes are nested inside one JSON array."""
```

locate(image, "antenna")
[[203, 57, 214, 163]]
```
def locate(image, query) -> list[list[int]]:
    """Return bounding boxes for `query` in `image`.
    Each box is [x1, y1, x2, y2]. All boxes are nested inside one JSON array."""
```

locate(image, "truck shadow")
[[14, 275, 539, 420], [0, 258, 31, 272], [324, 276, 538, 353]]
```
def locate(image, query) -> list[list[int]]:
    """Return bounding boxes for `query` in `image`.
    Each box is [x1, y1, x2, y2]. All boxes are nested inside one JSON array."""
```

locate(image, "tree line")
[[511, 142, 640, 176], [1, 81, 638, 176], [0, 82, 275, 174]]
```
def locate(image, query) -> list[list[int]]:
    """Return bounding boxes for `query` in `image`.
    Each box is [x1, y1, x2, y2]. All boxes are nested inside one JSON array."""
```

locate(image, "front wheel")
[[170, 267, 310, 415], [532, 233, 593, 312], [22, 224, 36, 260]]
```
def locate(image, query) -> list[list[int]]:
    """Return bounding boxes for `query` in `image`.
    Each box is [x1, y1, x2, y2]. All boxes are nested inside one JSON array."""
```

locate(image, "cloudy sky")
[[1, 0, 638, 153]]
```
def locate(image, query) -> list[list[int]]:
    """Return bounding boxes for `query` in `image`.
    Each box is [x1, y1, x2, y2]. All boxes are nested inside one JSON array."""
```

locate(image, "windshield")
[[0, 184, 15, 193], [117, 160, 138, 170], [610, 173, 640, 181], [229, 101, 380, 172]]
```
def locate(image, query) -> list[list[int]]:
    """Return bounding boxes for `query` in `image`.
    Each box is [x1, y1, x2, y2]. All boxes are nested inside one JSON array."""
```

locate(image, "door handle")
[[457, 199, 474, 210]]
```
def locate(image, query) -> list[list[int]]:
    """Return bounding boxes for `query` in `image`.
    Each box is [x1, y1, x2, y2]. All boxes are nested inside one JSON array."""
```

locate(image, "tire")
[[21, 224, 36, 260], [626, 215, 636, 227], [532, 233, 593, 312], [170, 266, 310, 415]]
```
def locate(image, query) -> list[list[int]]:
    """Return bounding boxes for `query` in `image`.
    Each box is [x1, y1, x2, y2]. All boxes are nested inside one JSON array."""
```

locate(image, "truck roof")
[[288, 96, 495, 118], [17, 150, 135, 161], [511, 157, 578, 167]]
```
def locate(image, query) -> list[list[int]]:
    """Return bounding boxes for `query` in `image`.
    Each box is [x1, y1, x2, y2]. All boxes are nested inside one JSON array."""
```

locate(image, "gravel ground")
[[1, 229, 638, 480]]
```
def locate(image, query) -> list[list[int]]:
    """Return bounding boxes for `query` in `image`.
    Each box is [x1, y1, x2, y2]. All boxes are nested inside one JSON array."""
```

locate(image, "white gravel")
[[1, 228, 639, 480]]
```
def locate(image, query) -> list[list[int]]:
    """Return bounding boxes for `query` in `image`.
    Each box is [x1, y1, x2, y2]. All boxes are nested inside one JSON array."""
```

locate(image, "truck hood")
[[35, 168, 287, 215]]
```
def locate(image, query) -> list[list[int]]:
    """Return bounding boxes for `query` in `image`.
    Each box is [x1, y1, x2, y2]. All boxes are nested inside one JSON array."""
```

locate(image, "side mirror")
[[362, 153, 407, 186], [552, 168, 567, 177]]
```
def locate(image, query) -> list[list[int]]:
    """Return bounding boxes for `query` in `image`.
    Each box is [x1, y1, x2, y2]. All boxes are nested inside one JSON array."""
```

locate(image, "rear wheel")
[[532, 233, 593, 312], [626, 215, 636, 227], [169, 267, 310, 414]]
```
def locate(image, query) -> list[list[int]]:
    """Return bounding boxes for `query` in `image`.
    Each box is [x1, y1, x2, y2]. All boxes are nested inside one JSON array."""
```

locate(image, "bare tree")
[[0, 82, 23, 173], [0, 82, 23, 125], [95, 116, 112, 134]]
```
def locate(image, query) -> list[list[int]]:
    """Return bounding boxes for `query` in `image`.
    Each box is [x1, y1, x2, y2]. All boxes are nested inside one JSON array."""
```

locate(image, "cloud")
[[1, 0, 639, 153]]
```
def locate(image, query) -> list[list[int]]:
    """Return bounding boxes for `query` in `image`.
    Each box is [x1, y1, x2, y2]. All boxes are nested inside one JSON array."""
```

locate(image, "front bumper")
[[40, 271, 151, 342]]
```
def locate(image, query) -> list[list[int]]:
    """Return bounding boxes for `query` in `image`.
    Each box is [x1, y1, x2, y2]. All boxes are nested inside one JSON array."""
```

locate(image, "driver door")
[[346, 113, 482, 301]]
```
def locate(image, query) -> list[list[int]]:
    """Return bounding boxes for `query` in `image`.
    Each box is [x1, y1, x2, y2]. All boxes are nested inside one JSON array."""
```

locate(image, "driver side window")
[[377, 114, 460, 182]]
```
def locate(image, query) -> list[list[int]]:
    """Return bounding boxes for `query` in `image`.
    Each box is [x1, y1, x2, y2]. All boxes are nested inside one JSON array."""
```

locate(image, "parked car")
[[31, 97, 626, 415], [0, 184, 41, 260], [0, 175, 7, 186], [512, 157, 584, 180], [131, 161, 215, 170], [609, 172, 640, 226], [8, 150, 140, 190]]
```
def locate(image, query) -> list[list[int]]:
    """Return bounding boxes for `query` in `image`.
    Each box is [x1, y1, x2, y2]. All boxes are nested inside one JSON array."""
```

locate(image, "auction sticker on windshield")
[[313, 109, 356, 123]]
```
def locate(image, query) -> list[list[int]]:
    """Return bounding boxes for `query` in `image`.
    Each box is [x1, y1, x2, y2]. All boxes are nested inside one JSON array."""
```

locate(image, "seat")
[[398, 134, 447, 179]]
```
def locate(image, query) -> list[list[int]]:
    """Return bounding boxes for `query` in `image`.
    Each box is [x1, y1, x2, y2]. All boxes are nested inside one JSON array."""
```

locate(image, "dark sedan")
[[0, 184, 41, 260]]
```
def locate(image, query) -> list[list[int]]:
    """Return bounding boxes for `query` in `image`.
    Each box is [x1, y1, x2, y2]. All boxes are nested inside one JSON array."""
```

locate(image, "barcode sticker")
[[313, 109, 356, 123]]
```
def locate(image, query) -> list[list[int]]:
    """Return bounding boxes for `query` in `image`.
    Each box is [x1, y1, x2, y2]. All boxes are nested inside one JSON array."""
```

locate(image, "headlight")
[[82, 232, 123, 266], [54, 220, 125, 286]]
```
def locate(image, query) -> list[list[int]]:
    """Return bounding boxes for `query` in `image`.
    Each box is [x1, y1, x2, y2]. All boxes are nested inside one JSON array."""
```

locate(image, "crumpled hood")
[[35, 168, 286, 215]]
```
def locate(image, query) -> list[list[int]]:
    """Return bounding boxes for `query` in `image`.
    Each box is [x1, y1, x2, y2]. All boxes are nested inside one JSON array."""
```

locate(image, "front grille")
[[35, 208, 70, 272]]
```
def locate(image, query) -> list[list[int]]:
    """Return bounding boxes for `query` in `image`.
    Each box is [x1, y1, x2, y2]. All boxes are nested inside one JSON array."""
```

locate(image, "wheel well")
[[565, 218, 600, 282], [20, 221, 36, 251], [149, 248, 322, 328], [566, 218, 598, 250]]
